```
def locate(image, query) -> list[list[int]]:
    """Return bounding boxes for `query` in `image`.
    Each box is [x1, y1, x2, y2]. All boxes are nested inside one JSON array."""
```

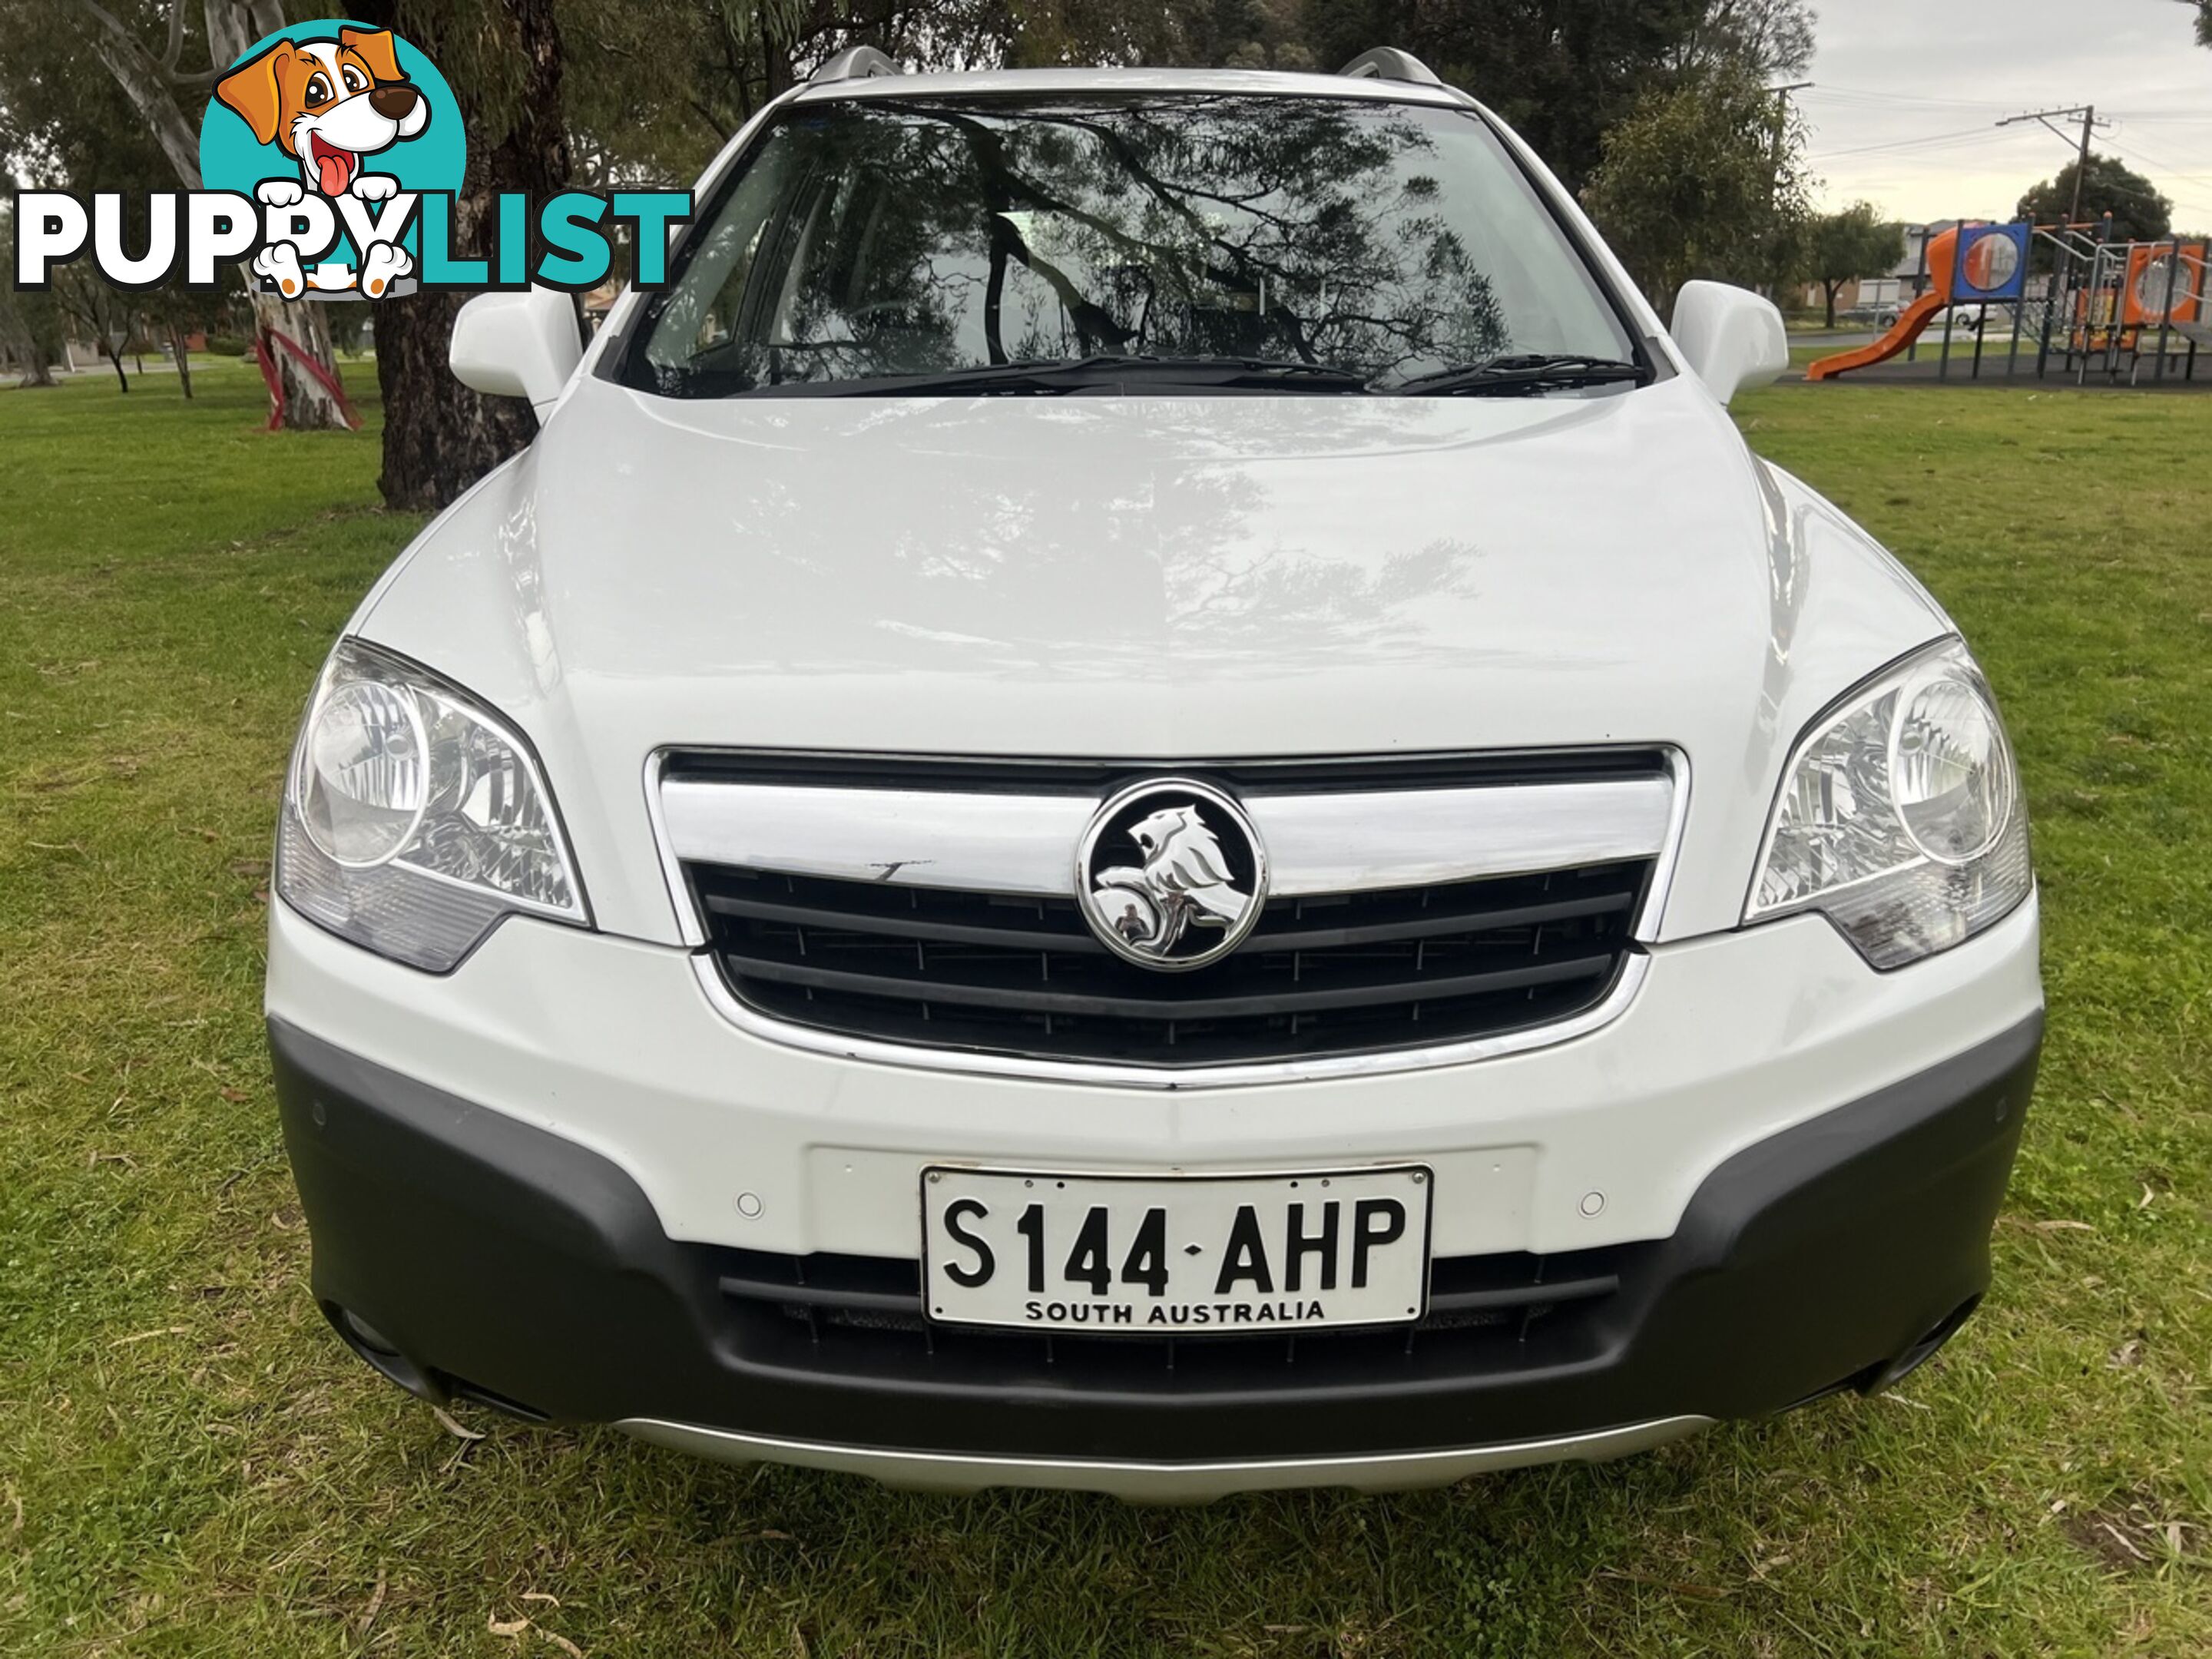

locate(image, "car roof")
[[788, 65, 1474, 110]]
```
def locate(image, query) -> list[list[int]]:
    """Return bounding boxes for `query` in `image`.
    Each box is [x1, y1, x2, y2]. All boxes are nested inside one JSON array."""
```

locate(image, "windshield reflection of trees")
[[725, 97, 1509, 387]]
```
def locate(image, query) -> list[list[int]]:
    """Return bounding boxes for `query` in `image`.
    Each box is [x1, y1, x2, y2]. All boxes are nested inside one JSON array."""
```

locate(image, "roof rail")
[[1337, 47, 1444, 87], [810, 45, 901, 84]]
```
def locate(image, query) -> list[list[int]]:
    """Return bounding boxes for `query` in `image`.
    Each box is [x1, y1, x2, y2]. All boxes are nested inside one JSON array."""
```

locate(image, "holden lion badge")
[[1076, 780, 1268, 970]]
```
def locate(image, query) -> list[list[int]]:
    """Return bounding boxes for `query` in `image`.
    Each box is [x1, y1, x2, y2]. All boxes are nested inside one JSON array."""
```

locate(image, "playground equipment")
[[2050, 232, 2210, 380], [1806, 225, 1968, 379], [1807, 219, 2209, 386]]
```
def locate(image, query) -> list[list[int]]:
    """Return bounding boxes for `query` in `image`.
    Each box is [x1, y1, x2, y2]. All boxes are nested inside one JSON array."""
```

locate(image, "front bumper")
[[263, 891, 2043, 1264], [269, 1002, 2040, 1498]]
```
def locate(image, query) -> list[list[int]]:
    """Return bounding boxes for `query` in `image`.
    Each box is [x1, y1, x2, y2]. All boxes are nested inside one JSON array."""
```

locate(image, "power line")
[[1995, 105, 2111, 224], [1800, 81, 2025, 111], [1800, 95, 2211, 224], [2101, 131, 2203, 180], [1995, 104, 2112, 150], [1803, 87, 2212, 123], [1806, 125, 2019, 161], [1805, 111, 2206, 174]]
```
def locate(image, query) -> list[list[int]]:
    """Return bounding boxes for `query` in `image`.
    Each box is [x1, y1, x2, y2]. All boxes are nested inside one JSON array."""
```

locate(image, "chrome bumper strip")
[[617, 1413, 1714, 1502], [657, 773, 1674, 903]]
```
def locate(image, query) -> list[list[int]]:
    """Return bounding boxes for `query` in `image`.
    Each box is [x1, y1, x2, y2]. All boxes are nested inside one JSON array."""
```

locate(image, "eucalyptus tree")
[[15, 0, 356, 427], [0, 206, 69, 386]]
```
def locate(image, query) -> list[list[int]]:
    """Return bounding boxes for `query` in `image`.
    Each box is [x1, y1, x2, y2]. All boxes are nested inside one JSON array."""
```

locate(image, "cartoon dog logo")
[[214, 27, 429, 299]]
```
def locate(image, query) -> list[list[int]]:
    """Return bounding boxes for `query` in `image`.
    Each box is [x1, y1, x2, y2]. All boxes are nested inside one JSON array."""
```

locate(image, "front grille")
[[692, 858, 1651, 1067], [700, 1243, 1641, 1386]]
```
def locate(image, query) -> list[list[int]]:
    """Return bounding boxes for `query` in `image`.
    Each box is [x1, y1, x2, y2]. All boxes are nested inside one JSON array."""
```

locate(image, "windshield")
[[628, 94, 1640, 397]]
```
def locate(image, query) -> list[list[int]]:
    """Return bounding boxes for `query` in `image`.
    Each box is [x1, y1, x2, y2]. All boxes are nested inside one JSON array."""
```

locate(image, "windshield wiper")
[[770, 355, 1373, 397], [1388, 353, 1650, 396]]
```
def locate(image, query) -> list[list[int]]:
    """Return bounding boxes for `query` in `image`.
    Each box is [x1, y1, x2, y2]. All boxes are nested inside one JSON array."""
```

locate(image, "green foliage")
[[0, 204, 69, 385], [1678, 0, 1816, 79], [1168, 0, 1314, 68], [554, 0, 1194, 188], [1290, 0, 1811, 190], [1582, 61, 1811, 307], [1300, 0, 1694, 190], [2017, 152, 2174, 241], [2, 0, 1835, 301], [0, 0, 185, 190], [1067, 0, 1816, 193], [1803, 200, 1907, 326]]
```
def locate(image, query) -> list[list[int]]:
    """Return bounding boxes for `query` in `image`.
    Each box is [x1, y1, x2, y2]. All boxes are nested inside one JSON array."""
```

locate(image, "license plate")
[[919, 1166, 1432, 1334]]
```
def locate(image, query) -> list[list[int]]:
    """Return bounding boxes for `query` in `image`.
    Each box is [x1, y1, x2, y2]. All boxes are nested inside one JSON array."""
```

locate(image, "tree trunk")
[[354, 0, 571, 509], [171, 321, 194, 399], [102, 345, 129, 392], [1824, 281, 1838, 329], [370, 290, 541, 508], [250, 293, 353, 430], [68, 0, 348, 430]]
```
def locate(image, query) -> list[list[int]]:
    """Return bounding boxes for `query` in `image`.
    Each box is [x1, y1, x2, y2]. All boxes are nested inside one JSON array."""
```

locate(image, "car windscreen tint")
[[628, 94, 1637, 396]]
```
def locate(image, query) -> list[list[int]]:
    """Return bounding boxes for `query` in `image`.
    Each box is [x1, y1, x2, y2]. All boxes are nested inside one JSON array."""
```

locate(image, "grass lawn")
[[2, 359, 2208, 1656]]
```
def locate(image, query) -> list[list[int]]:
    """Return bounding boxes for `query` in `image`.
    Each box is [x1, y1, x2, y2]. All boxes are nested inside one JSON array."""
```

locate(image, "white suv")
[[266, 48, 2042, 1501]]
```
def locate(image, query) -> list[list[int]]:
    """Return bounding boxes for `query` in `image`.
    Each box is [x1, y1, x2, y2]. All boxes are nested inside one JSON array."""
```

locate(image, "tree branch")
[[67, 0, 204, 187], [203, 0, 286, 75]]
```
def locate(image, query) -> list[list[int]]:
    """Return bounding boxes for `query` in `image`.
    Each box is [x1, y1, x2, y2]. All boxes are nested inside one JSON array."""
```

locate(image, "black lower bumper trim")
[[269, 1012, 2040, 1462]]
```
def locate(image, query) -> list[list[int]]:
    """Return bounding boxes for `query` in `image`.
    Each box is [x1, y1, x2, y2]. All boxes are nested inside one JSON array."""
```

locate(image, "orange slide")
[[1806, 227, 1959, 382]]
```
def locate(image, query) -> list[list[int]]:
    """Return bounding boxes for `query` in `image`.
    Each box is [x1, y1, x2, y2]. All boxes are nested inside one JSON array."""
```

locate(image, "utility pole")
[[1768, 81, 1813, 193], [1765, 82, 1813, 296], [1995, 104, 2112, 227]]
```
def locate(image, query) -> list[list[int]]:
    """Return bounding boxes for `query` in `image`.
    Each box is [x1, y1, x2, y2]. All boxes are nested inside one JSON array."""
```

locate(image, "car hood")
[[359, 373, 1952, 945]]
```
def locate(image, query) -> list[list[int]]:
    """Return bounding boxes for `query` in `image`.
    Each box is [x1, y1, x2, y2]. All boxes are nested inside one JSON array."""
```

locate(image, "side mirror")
[[449, 287, 583, 419], [1670, 281, 1789, 406]]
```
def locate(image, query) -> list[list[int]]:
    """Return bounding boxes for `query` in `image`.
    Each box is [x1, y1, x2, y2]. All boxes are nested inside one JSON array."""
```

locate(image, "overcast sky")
[[1800, 0, 2212, 230]]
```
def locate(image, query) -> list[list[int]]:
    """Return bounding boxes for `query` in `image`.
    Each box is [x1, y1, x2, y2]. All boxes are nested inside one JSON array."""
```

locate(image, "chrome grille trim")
[[644, 747, 1689, 1088], [657, 775, 1674, 905]]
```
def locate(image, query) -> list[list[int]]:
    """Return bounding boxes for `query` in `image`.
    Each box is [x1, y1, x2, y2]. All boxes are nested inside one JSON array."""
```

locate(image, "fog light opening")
[[339, 1307, 401, 1356], [1865, 1293, 1983, 1394], [447, 1379, 552, 1424], [322, 1301, 446, 1403]]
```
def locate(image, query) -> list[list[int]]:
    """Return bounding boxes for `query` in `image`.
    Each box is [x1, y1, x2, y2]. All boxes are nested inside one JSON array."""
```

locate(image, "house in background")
[[1797, 223, 1951, 318], [1853, 224, 1949, 314]]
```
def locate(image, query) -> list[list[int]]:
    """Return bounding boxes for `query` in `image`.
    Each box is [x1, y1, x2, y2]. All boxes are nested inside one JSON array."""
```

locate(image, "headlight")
[[276, 640, 588, 970], [1747, 638, 2030, 969]]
